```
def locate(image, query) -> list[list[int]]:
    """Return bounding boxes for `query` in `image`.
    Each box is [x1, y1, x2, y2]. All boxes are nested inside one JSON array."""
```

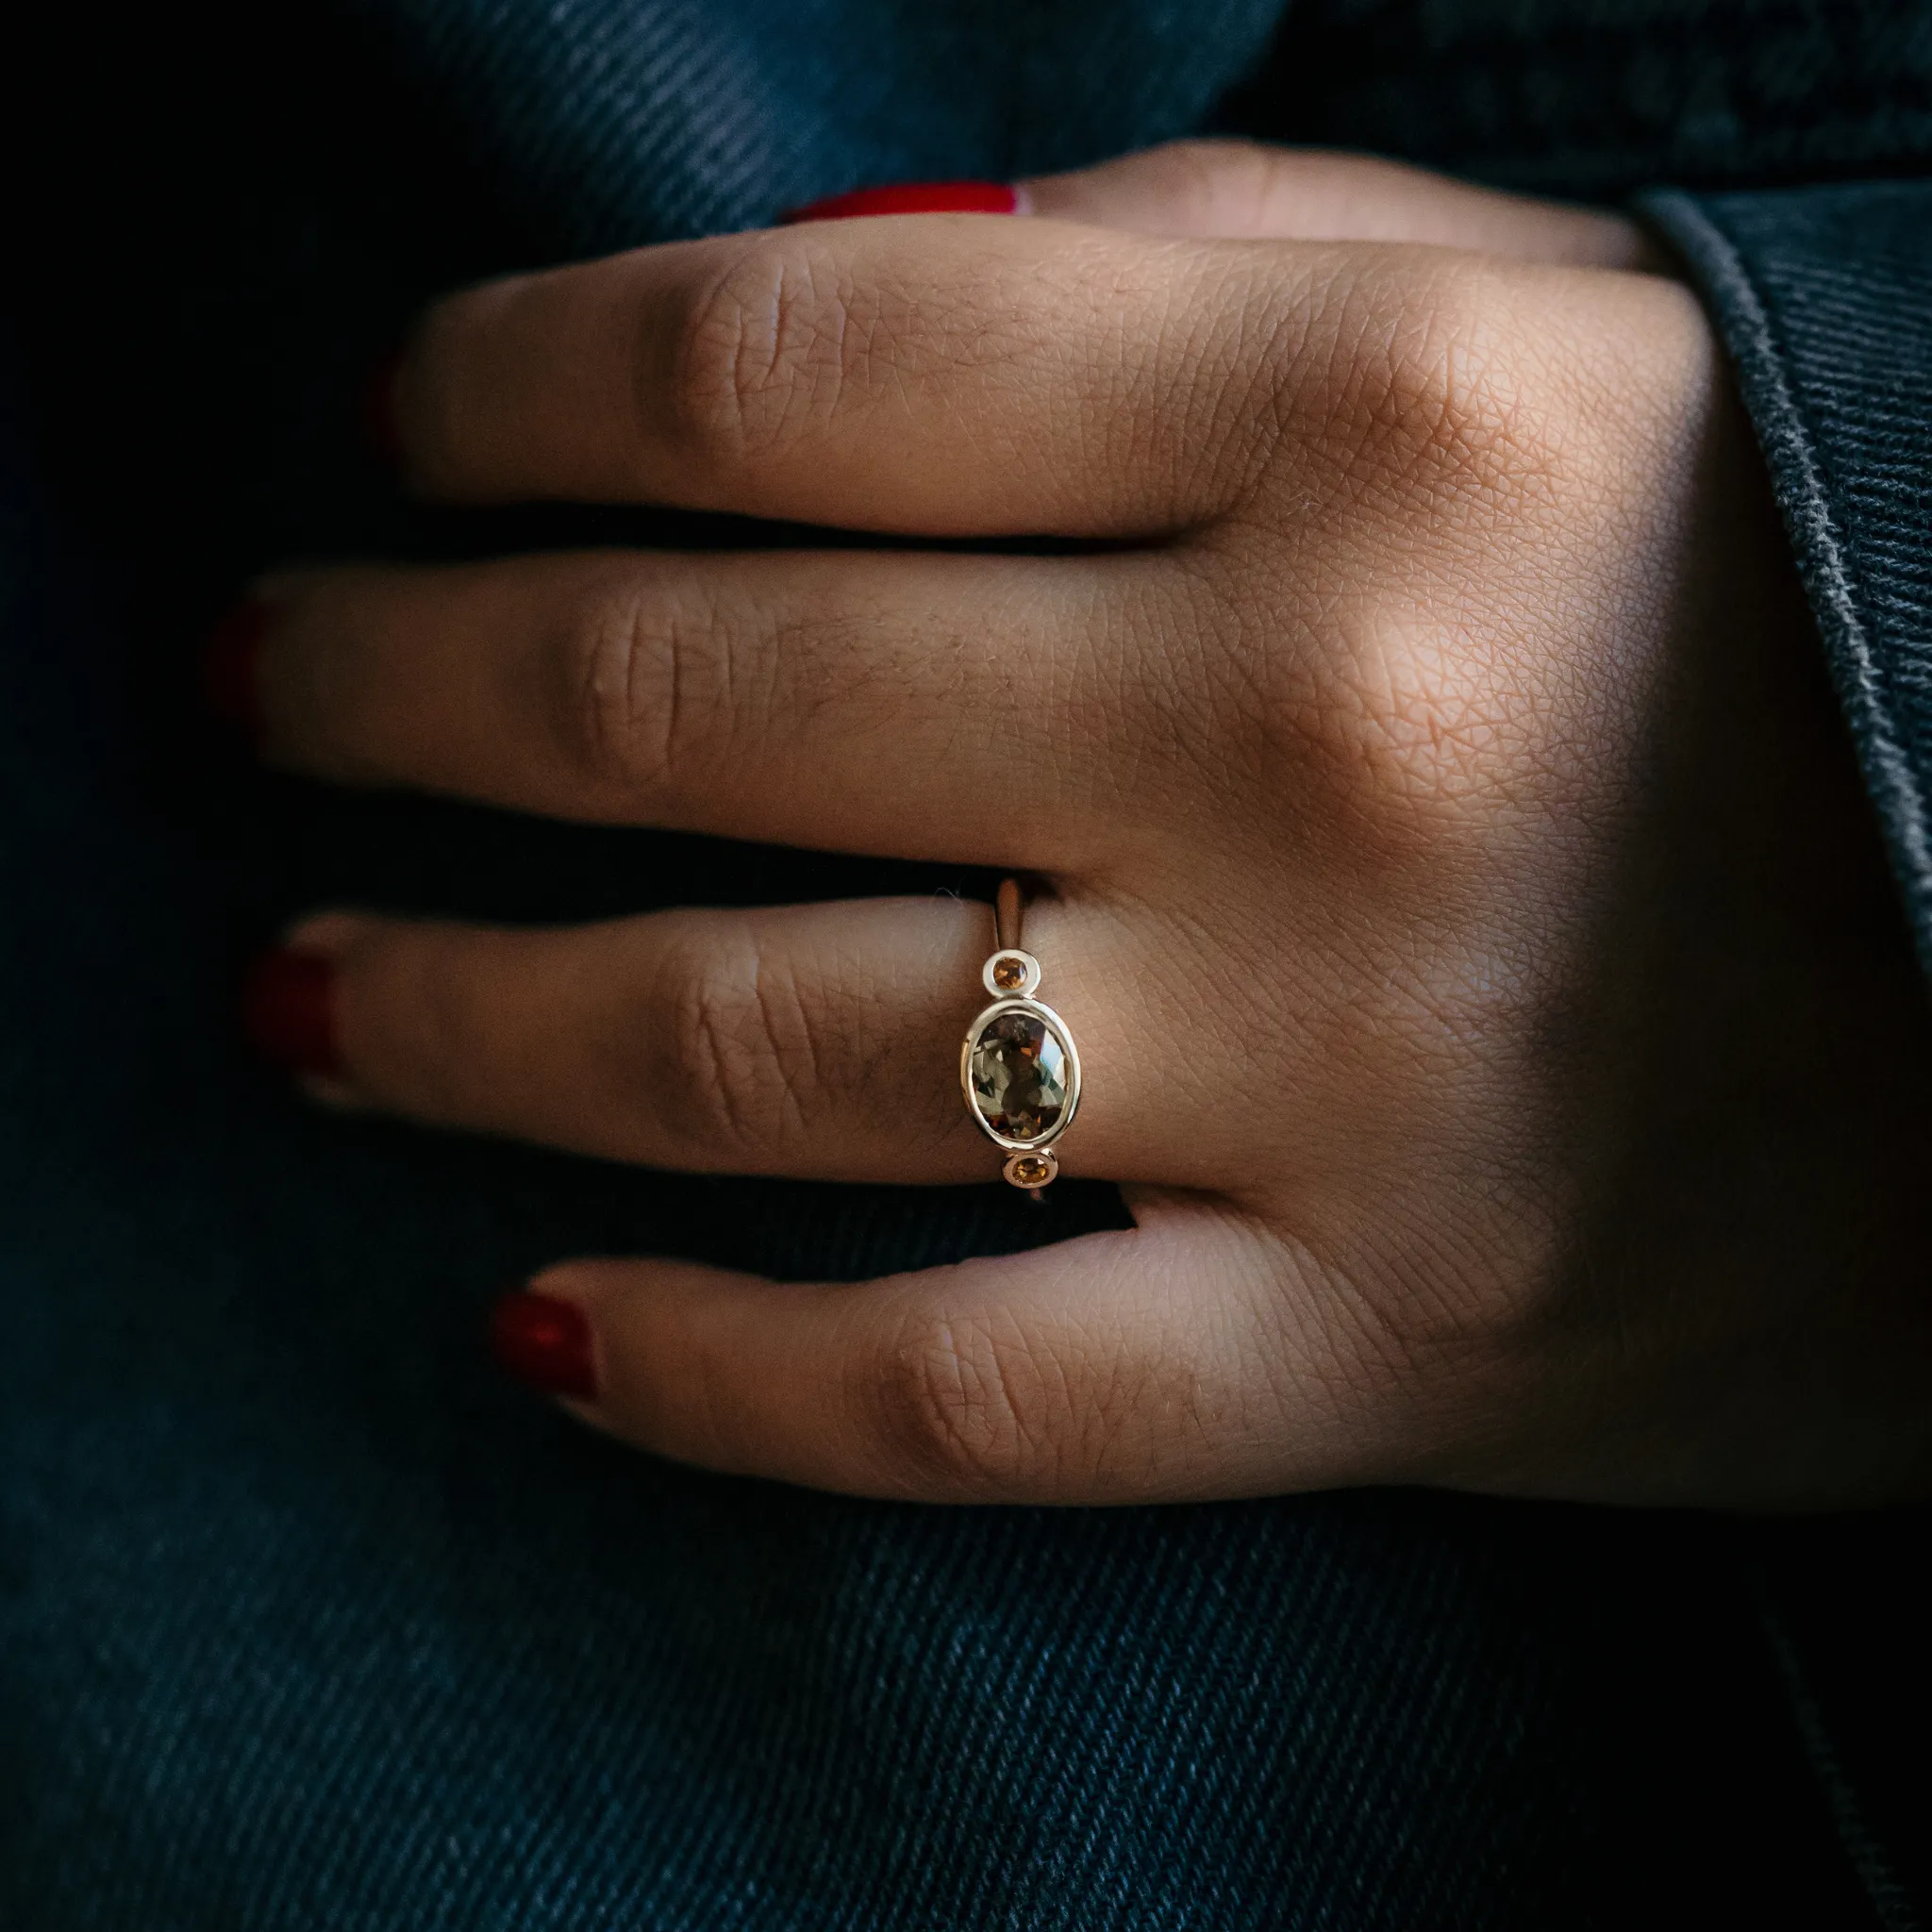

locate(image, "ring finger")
[[260, 892, 1151, 1186]]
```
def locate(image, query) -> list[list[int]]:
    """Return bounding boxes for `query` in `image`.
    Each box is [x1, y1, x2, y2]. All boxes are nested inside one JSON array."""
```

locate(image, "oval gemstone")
[[969, 1009, 1069, 1142]]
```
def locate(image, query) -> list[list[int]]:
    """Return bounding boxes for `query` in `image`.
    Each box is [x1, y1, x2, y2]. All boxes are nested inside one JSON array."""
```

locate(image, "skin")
[[251, 142, 1932, 1508]]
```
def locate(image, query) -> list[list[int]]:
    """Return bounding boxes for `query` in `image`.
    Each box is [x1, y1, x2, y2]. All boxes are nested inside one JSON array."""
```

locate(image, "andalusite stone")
[[969, 1010, 1068, 1141]]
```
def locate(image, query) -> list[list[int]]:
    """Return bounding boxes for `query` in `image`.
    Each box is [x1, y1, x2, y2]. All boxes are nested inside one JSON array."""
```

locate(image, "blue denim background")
[[3, 1, 1929, 1924]]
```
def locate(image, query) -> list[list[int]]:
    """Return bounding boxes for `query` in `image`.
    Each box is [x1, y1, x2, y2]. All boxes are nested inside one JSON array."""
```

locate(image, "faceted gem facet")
[[991, 956, 1027, 991], [969, 1008, 1069, 1141], [1009, 1154, 1054, 1187]]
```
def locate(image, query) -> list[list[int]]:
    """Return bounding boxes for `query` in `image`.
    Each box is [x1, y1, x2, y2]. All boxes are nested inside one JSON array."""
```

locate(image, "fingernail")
[[242, 947, 341, 1077], [782, 179, 1018, 223], [360, 347, 405, 466], [490, 1291, 599, 1400], [202, 599, 269, 741]]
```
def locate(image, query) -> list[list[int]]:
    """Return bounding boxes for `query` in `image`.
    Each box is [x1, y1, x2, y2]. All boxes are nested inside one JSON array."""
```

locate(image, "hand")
[[239, 142, 1932, 1507]]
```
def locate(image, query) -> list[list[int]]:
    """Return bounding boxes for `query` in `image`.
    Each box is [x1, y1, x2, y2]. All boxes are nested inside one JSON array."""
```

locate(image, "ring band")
[[960, 879, 1081, 1192]]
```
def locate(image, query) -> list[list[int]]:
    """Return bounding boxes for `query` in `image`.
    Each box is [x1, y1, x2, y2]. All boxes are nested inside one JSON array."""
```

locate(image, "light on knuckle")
[[1349, 270, 1568, 529], [1265, 278, 1591, 848], [659, 239, 857, 485], [1317, 611, 1549, 839]]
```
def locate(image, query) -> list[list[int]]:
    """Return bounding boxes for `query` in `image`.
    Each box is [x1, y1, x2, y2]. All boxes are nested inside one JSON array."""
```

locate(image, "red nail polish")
[[360, 347, 406, 465], [782, 179, 1018, 223], [242, 948, 341, 1078], [202, 599, 268, 741], [490, 1291, 599, 1400]]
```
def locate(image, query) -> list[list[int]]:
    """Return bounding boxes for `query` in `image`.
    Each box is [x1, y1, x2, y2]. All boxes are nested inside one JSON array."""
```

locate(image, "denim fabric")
[[4, 1, 1931, 1925], [355, 0, 1286, 253], [1235, 0, 1932, 195], [1646, 184, 1932, 974]]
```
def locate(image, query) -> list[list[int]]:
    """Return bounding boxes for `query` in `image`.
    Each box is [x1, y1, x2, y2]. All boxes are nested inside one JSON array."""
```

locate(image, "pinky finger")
[[491, 1201, 1380, 1506]]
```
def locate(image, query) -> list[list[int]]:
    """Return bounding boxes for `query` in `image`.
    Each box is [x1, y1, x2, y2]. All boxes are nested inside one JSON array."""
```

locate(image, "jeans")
[[3, 1, 1928, 1923]]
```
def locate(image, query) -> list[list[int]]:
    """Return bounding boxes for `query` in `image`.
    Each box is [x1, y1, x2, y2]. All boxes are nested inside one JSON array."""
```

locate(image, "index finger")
[[396, 216, 1320, 537], [1022, 142, 1658, 267]]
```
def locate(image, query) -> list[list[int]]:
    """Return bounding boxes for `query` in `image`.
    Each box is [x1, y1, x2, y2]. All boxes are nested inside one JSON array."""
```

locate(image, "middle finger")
[[252, 544, 1155, 872]]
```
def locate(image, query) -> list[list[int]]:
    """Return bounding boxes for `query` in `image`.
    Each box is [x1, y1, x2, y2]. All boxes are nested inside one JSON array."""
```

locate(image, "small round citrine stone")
[[1010, 1154, 1053, 1187], [991, 956, 1026, 991]]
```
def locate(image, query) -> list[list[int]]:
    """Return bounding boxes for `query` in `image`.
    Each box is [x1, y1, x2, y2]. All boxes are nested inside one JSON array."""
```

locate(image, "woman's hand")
[[240, 143, 1932, 1507]]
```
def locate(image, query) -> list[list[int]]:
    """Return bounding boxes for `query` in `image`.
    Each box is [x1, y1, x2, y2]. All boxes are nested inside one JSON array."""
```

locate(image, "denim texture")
[[4, 1, 1930, 1925], [353, 0, 1285, 253], [1646, 183, 1932, 972], [1241, 0, 1932, 194]]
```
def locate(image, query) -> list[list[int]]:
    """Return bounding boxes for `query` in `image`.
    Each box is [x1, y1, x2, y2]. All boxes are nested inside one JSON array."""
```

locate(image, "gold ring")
[[960, 878, 1081, 1193]]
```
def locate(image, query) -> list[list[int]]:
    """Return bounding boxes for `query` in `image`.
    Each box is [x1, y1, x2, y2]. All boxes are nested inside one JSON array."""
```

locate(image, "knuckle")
[[658, 235, 863, 483], [864, 1309, 1064, 1496], [1376, 284, 1564, 520], [1291, 260, 1574, 532], [1306, 608, 1562, 836], [1230, 269, 1610, 845], [1194, 548, 1552, 850], [653, 929, 822, 1159], [558, 575, 731, 807]]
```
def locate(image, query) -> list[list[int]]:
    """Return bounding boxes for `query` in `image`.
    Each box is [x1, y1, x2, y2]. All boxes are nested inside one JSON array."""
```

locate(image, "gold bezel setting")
[[959, 995, 1083, 1152], [1002, 1149, 1059, 1189], [960, 882, 1080, 1191], [983, 949, 1041, 998]]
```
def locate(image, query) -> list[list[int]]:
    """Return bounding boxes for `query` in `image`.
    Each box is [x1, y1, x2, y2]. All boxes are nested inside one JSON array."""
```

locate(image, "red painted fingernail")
[[490, 1291, 599, 1400], [203, 599, 268, 741], [242, 948, 341, 1077], [360, 347, 405, 466], [782, 179, 1018, 223]]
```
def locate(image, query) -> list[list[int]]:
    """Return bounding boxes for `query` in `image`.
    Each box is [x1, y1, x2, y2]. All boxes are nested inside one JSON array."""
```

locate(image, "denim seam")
[[1638, 186, 1932, 972], [1754, 1591, 1922, 1932]]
